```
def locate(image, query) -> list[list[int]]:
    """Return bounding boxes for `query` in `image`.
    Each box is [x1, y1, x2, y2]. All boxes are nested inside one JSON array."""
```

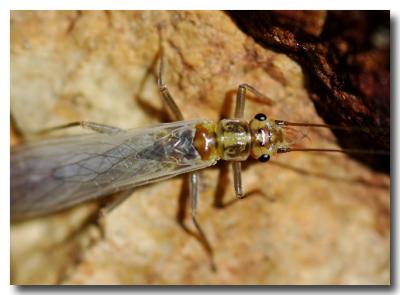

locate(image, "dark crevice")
[[227, 11, 390, 173]]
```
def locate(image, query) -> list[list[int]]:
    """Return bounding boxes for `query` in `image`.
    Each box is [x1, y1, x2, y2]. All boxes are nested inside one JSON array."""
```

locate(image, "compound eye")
[[255, 113, 267, 121], [258, 154, 270, 162]]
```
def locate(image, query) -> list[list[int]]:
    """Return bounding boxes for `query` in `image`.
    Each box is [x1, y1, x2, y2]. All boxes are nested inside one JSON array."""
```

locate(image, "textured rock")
[[11, 11, 390, 285]]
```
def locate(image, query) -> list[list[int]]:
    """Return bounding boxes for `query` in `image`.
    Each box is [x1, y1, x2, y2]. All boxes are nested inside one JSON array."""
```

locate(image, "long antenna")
[[274, 120, 389, 156], [277, 147, 389, 156], [275, 120, 389, 133]]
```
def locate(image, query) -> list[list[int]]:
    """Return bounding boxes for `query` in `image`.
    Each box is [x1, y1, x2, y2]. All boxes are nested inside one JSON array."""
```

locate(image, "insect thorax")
[[194, 119, 251, 162], [194, 118, 285, 162], [217, 119, 252, 161]]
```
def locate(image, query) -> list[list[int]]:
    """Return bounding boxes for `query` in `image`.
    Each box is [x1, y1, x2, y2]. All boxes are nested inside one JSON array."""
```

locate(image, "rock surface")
[[11, 11, 390, 285]]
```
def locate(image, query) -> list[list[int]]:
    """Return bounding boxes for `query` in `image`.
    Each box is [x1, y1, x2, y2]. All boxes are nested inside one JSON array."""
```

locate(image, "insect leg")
[[231, 84, 274, 199], [232, 84, 245, 197], [37, 121, 123, 135], [232, 162, 244, 199], [189, 172, 216, 271], [234, 83, 274, 118], [213, 162, 230, 208], [235, 85, 246, 118], [214, 162, 266, 208], [80, 121, 123, 134], [157, 49, 184, 121], [233, 163, 268, 202], [157, 28, 215, 269], [97, 189, 135, 236]]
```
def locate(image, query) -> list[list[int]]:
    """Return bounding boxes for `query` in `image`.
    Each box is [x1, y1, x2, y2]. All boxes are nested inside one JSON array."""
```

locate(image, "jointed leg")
[[37, 121, 123, 135], [232, 162, 244, 199], [80, 121, 123, 134], [213, 83, 273, 205], [99, 189, 135, 216], [214, 162, 265, 209], [232, 83, 273, 198], [157, 43, 184, 121], [213, 162, 230, 208], [97, 189, 135, 237], [157, 40, 215, 269], [176, 173, 216, 271], [234, 83, 274, 118], [189, 172, 216, 271]]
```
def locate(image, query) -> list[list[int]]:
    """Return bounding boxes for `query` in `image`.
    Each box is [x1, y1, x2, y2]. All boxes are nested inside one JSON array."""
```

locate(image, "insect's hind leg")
[[37, 121, 123, 135], [175, 173, 216, 271], [97, 189, 135, 237], [189, 172, 216, 271]]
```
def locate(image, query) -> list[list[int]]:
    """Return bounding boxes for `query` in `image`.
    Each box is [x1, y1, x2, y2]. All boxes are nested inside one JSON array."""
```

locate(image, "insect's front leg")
[[234, 83, 274, 118], [232, 162, 244, 199], [232, 83, 274, 199], [213, 162, 265, 209]]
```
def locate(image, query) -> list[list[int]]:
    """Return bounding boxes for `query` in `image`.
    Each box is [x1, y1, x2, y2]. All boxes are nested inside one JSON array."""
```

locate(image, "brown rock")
[[11, 11, 390, 285]]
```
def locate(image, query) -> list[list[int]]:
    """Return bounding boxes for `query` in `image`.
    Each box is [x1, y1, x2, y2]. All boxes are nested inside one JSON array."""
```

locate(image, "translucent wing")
[[11, 120, 215, 220]]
